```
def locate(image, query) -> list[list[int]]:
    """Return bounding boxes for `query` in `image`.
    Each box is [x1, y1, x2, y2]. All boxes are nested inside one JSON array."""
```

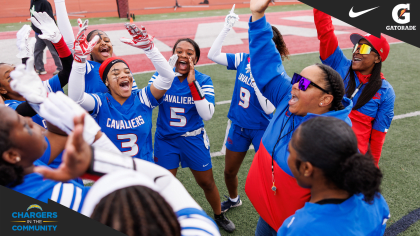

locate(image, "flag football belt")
[[181, 127, 210, 149]]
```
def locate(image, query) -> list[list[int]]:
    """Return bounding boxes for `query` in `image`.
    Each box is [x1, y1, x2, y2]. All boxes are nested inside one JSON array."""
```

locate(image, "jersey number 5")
[[170, 107, 187, 127], [117, 134, 139, 156], [239, 87, 250, 109]]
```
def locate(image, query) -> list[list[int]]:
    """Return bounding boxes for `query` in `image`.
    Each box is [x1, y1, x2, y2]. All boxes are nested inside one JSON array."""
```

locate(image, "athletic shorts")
[[225, 123, 265, 152], [154, 130, 212, 171]]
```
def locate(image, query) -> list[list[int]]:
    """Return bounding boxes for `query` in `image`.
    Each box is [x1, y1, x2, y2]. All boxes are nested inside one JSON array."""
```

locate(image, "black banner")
[[0, 186, 123, 236], [299, 0, 420, 48]]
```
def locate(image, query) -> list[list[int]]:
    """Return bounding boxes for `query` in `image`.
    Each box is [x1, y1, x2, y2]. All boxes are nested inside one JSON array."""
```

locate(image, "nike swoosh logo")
[[349, 6, 379, 18], [154, 175, 165, 183], [203, 164, 209, 167]]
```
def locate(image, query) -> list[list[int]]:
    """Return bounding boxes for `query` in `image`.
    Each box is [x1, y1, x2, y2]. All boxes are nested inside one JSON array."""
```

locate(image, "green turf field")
[[132, 42, 420, 235], [0, 4, 311, 32]]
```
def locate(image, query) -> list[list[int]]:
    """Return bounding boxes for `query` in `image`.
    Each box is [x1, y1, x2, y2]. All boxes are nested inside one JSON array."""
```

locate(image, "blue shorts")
[[154, 130, 212, 171], [225, 123, 265, 152]]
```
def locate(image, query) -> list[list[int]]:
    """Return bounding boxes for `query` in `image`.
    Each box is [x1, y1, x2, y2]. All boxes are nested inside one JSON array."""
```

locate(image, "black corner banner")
[[0, 186, 124, 236], [299, 0, 420, 48]]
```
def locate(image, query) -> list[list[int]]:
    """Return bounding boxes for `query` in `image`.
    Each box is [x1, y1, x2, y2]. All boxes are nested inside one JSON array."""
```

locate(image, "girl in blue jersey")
[[0, 105, 88, 211], [53, 5, 138, 94], [245, 0, 353, 234], [279, 116, 389, 235], [69, 23, 175, 162], [207, 5, 289, 213], [150, 38, 235, 232]]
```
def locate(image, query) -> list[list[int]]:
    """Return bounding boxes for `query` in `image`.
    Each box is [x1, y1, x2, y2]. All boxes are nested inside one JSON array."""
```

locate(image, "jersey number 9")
[[239, 87, 250, 109]]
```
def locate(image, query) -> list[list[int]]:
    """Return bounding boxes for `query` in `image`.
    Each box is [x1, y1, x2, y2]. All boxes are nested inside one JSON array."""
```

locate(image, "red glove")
[[120, 23, 155, 51], [73, 19, 99, 63]]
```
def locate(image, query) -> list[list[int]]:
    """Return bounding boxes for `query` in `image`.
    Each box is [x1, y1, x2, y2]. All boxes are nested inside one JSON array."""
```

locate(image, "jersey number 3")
[[117, 134, 138, 156], [239, 87, 250, 109]]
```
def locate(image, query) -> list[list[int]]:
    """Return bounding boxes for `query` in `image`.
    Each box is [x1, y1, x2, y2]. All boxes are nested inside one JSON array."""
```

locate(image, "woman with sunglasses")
[[279, 116, 389, 235], [244, 0, 353, 234], [207, 5, 287, 214], [314, 9, 395, 166]]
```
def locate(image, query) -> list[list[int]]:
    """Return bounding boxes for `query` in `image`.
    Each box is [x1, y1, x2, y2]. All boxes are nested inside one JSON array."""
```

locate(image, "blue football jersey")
[[89, 86, 162, 161], [4, 75, 63, 129], [226, 53, 273, 130], [84, 60, 138, 93], [10, 138, 89, 213], [149, 70, 215, 139]]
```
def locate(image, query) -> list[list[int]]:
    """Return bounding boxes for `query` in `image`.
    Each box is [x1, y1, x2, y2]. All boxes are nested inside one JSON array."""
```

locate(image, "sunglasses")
[[352, 43, 378, 55], [291, 73, 330, 94]]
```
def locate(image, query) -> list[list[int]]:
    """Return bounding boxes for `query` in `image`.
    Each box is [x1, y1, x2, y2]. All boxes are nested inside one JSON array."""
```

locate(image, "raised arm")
[[54, 0, 75, 53], [207, 4, 239, 66], [313, 9, 350, 71], [120, 23, 175, 100], [68, 19, 99, 111], [248, 0, 292, 107]]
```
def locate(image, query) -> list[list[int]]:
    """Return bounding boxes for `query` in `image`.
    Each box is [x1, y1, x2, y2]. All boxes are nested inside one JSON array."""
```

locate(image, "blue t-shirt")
[[84, 60, 138, 93], [149, 70, 215, 139], [278, 194, 390, 235], [10, 138, 89, 213], [226, 52, 273, 130], [89, 86, 161, 161], [4, 75, 63, 128]]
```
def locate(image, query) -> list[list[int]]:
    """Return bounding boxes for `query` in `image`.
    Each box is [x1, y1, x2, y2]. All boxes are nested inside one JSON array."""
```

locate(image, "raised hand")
[[16, 25, 34, 58], [73, 19, 99, 63], [120, 23, 154, 51], [39, 92, 101, 144], [9, 57, 46, 104], [250, 0, 271, 21], [187, 56, 196, 84], [168, 54, 183, 77], [30, 12, 62, 43], [34, 113, 92, 182], [225, 4, 240, 28]]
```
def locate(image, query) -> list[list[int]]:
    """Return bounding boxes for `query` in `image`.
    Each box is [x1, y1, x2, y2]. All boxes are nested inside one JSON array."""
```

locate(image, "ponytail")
[[271, 26, 289, 61], [337, 152, 382, 203]]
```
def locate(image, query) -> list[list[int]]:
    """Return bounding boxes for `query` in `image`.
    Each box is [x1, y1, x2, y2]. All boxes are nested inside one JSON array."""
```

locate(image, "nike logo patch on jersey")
[[349, 6, 380, 18], [203, 163, 209, 167], [373, 92, 381, 100]]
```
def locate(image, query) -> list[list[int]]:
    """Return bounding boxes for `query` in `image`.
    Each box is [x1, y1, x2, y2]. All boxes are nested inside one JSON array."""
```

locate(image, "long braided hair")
[[272, 26, 290, 61], [0, 117, 24, 187], [91, 185, 181, 236], [344, 62, 382, 110], [315, 63, 345, 111]]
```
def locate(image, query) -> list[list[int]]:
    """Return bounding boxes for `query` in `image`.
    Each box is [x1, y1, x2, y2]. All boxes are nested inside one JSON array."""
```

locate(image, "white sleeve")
[[54, 0, 75, 53], [91, 134, 121, 154], [194, 99, 215, 121], [144, 47, 175, 90], [68, 61, 96, 111], [207, 26, 229, 66], [254, 83, 275, 114]]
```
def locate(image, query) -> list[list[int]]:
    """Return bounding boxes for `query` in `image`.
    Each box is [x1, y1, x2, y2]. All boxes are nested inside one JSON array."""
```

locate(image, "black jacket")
[[30, 0, 55, 34]]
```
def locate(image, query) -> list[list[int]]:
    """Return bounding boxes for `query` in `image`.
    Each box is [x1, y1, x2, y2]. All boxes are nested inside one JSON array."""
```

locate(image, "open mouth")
[[100, 46, 110, 57], [178, 59, 188, 71], [289, 93, 299, 106], [119, 80, 131, 92], [353, 56, 362, 62]]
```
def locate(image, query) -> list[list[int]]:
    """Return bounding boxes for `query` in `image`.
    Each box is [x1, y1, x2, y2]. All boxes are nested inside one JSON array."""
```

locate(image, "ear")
[[374, 55, 381, 64], [319, 94, 333, 107], [105, 79, 109, 86], [301, 161, 314, 178], [2, 148, 21, 165], [0, 86, 7, 95]]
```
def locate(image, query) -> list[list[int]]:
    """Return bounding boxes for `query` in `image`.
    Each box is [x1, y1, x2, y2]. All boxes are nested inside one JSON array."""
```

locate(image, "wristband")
[[52, 37, 72, 58], [189, 80, 205, 100]]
